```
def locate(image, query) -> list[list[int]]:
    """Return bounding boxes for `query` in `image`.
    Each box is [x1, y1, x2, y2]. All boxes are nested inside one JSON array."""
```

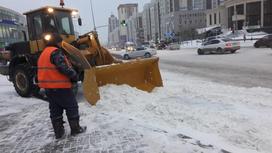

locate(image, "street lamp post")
[[90, 0, 96, 31]]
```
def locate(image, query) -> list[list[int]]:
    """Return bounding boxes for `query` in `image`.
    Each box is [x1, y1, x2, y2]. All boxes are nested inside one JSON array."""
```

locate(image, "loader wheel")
[[13, 64, 39, 97]]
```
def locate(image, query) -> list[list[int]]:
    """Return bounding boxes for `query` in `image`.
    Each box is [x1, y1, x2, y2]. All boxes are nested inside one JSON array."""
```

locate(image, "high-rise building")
[[108, 14, 119, 47], [224, 0, 272, 32], [142, 3, 152, 42], [127, 13, 144, 45], [206, 0, 227, 28], [149, 0, 161, 42], [117, 4, 138, 47], [108, 14, 118, 33], [158, 0, 206, 41]]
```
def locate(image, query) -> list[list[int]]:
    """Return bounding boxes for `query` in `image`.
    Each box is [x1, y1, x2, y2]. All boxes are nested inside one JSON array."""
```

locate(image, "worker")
[[37, 33, 86, 139]]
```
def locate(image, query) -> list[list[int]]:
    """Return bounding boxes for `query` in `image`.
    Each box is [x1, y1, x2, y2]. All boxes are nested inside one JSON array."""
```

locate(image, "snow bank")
[[180, 30, 267, 49], [1, 69, 272, 153], [81, 70, 272, 153]]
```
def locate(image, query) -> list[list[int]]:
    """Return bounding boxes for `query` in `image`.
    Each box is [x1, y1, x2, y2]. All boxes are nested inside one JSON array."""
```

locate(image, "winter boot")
[[51, 117, 65, 139], [68, 118, 87, 136]]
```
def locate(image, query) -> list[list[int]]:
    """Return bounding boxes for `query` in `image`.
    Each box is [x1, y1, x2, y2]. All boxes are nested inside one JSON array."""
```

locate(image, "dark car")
[[254, 34, 272, 48], [156, 42, 167, 50]]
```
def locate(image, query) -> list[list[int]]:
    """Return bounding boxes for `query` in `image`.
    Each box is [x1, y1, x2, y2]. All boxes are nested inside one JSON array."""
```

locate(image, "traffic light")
[[60, 0, 65, 7], [120, 20, 127, 26]]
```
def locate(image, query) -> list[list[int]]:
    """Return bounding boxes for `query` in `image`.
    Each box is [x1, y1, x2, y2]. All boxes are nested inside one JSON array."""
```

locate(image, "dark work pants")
[[45, 88, 79, 120]]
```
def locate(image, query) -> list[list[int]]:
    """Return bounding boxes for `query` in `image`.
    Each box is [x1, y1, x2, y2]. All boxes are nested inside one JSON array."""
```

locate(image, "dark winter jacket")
[[50, 48, 78, 81]]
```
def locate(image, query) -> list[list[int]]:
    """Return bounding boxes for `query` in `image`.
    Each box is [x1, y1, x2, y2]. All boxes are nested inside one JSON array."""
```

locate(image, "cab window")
[[33, 15, 43, 39], [61, 17, 71, 34], [56, 11, 74, 35]]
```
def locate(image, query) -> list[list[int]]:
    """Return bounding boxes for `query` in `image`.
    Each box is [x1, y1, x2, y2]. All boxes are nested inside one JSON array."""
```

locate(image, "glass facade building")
[[264, 0, 272, 27], [226, 0, 272, 32], [0, 6, 27, 50]]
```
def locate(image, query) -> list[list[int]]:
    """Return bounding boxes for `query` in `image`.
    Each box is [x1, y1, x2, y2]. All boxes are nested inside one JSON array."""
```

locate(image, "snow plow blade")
[[83, 57, 163, 105], [61, 41, 163, 105]]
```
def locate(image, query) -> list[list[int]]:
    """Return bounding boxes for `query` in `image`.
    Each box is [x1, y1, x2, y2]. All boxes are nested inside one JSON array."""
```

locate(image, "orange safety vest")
[[38, 47, 72, 89]]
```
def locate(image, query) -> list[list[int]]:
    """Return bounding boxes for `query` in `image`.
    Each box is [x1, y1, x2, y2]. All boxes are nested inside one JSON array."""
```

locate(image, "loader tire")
[[13, 64, 39, 97]]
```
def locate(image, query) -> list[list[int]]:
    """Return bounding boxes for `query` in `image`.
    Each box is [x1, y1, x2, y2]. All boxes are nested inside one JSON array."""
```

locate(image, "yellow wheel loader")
[[0, 6, 163, 105]]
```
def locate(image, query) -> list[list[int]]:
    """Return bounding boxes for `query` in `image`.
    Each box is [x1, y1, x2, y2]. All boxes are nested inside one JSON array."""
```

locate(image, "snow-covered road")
[[158, 48, 272, 89], [1, 68, 272, 153]]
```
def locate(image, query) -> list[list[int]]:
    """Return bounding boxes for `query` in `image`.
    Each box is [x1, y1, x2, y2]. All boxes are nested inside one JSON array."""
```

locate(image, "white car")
[[197, 39, 240, 55], [123, 48, 157, 60]]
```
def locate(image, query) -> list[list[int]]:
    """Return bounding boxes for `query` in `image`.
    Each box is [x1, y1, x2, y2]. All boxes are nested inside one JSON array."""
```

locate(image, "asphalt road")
[[158, 47, 272, 89]]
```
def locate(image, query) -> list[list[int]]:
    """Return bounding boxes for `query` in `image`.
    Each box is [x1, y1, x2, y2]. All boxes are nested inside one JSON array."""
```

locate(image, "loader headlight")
[[44, 34, 52, 41], [90, 34, 94, 40], [71, 11, 78, 16], [48, 8, 54, 13]]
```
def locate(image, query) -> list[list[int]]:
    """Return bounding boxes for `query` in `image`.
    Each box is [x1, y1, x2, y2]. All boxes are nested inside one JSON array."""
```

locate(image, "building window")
[[5, 26, 10, 39], [33, 15, 43, 38], [0, 25, 3, 38], [219, 12, 221, 24], [210, 14, 212, 25], [214, 13, 217, 24], [236, 4, 244, 15], [228, 6, 234, 28], [264, 0, 272, 27], [246, 2, 261, 26]]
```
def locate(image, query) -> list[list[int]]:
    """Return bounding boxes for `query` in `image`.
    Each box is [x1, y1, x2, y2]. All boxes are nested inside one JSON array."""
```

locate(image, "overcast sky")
[[0, 0, 149, 44]]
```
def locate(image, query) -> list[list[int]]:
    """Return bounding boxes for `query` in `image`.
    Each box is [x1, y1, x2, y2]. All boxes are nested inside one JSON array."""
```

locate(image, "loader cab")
[[24, 6, 78, 53]]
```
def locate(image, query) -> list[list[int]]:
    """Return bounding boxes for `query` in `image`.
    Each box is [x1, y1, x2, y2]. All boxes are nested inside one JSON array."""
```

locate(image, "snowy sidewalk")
[[0, 97, 226, 153], [1, 69, 272, 153]]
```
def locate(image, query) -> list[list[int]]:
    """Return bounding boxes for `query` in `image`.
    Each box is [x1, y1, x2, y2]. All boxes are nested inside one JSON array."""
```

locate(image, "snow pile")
[[81, 70, 272, 153], [225, 30, 267, 40], [179, 30, 267, 49], [1, 69, 272, 153]]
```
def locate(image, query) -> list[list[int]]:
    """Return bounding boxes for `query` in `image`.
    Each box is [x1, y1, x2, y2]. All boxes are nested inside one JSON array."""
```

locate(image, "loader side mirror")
[[78, 17, 82, 26]]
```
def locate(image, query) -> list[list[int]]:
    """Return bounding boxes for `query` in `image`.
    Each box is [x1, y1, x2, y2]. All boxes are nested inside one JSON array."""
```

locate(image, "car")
[[135, 46, 146, 51], [254, 34, 272, 48], [142, 42, 150, 48], [197, 38, 240, 55], [125, 42, 136, 51], [156, 42, 167, 50], [166, 43, 180, 50], [111, 46, 121, 51], [123, 48, 157, 60]]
